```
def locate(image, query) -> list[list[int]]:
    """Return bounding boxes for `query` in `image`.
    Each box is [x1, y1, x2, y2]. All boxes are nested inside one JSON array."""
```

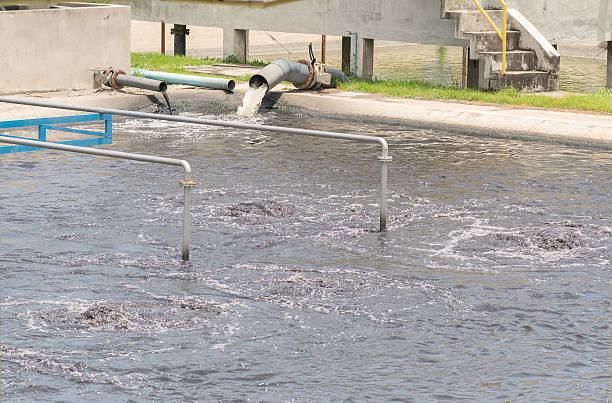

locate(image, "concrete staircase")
[[441, 0, 560, 91]]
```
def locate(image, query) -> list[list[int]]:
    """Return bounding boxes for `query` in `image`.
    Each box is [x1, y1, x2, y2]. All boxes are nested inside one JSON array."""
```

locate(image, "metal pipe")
[[115, 75, 168, 92], [378, 157, 391, 232], [180, 179, 196, 260], [321, 35, 327, 64], [161, 22, 166, 55], [132, 68, 235, 91], [249, 58, 348, 92], [0, 134, 194, 259], [249, 58, 311, 91], [0, 97, 388, 158], [0, 97, 390, 229]]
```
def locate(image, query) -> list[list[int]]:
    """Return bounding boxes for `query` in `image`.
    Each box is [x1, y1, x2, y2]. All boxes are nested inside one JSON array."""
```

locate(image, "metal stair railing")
[[471, 0, 508, 74]]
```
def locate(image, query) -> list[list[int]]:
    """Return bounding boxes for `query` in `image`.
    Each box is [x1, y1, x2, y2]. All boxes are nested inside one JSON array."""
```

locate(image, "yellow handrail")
[[471, 0, 507, 74]]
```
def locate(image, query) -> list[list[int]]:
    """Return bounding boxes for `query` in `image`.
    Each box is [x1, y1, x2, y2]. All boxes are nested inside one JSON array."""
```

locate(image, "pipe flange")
[[296, 60, 315, 90], [180, 179, 197, 187], [110, 69, 126, 90]]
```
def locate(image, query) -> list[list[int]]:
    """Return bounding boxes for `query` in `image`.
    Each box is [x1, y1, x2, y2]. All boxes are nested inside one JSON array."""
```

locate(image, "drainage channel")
[[0, 97, 392, 260]]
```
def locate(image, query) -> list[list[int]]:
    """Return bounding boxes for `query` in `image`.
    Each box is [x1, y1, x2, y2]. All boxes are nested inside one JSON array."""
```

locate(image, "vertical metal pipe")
[[378, 156, 392, 232], [321, 34, 327, 64], [161, 22, 166, 55], [180, 178, 196, 261], [462, 46, 469, 89], [182, 185, 191, 260], [502, 4, 507, 74], [172, 24, 188, 56]]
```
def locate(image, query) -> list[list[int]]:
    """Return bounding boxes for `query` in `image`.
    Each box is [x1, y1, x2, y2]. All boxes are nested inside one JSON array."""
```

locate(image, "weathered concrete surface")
[[268, 87, 612, 145], [0, 3, 130, 95], [123, 0, 612, 45]]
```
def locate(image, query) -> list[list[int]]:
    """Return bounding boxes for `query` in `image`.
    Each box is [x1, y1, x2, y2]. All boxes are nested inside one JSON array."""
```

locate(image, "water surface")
[[1, 102, 610, 401]]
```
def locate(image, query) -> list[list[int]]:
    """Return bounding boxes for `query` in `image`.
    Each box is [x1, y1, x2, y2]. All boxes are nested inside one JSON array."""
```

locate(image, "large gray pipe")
[[249, 59, 348, 92], [249, 59, 310, 91]]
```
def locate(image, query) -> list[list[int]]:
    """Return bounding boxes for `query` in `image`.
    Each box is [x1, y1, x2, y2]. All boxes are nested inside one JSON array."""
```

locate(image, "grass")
[[130, 53, 267, 82], [132, 52, 612, 114], [339, 78, 612, 114]]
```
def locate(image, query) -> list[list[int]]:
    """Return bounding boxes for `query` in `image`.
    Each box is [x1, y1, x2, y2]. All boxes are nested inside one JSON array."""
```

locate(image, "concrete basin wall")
[[0, 3, 130, 94], [124, 0, 612, 45]]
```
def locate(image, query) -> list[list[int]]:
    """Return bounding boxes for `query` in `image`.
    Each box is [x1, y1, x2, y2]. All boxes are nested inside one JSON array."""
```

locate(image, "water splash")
[[237, 84, 268, 117]]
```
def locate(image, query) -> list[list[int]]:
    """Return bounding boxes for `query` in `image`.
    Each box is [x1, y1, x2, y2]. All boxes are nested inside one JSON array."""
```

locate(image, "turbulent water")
[[237, 84, 269, 117], [1, 102, 611, 401]]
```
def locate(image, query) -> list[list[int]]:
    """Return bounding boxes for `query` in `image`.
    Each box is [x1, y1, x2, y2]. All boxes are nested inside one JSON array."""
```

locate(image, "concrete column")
[[171, 24, 189, 56], [357, 38, 374, 79], [607, 41, 612, 89], [342, 36, 352, 74], [223, 28, 249, 63], [466, 47, 480, 89], [467, 59, 481, 89]]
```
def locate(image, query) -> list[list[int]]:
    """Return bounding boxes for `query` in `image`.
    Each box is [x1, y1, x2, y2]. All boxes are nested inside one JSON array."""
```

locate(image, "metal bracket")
[[378, 155, 393, 162]]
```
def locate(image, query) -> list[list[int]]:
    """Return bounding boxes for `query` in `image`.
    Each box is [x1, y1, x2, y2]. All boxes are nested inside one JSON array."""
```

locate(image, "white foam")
[[237, 85, 268, 117]]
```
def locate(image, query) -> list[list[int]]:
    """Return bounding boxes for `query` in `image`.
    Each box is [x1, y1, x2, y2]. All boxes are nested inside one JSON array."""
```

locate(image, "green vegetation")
[[132, 52, 612, 114], [130, 53, 266, 82], [339, 79, 612, 114]]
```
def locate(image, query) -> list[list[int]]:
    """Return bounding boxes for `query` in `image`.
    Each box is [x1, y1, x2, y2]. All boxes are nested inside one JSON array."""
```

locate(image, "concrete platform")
[[0, 85, 610, 149]]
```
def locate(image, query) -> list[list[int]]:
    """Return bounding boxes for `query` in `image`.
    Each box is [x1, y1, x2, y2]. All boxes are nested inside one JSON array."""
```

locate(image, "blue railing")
[[0, 113, 112, 154]]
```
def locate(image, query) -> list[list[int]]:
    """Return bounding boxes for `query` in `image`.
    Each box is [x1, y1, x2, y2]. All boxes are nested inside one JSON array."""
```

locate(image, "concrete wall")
[[0, 3, 130, 94], [123, 0, 463, 46], [506, 0, 612, 43], [123, 0, 612, 45]]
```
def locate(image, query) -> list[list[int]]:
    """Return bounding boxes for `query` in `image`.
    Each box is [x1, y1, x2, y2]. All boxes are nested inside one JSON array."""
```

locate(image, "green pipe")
[[131, 68, 235, 91]]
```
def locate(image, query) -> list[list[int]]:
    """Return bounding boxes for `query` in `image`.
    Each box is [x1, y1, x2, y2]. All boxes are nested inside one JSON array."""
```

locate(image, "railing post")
[[180, 178, 196, 261], [502, 2, 507, 74], [38, 125, 47, 141], [378, 155, 392, 232], [104, 114, 113, 139]]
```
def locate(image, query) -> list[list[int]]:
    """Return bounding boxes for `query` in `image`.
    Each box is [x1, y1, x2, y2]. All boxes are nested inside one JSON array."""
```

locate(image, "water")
[[237, 84, 269, 117], [259, 43, 608, 93], [1, 102, 611, 401]]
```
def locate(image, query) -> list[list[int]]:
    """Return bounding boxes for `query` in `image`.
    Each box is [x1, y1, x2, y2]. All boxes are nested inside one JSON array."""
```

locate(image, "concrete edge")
[[1, 84, 611, 150], [254, 85, 612, 149]]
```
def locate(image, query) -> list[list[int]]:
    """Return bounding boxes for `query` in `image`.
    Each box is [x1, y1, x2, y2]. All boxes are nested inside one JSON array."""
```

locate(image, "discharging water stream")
[[1, 101, 610, 401], [237, 84, 269, 117]]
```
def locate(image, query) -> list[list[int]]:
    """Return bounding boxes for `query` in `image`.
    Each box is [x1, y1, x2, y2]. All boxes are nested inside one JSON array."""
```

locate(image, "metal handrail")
[[0, 96, 392, 233], [471, 0, 507, 74], [0, 134, 194, 261]]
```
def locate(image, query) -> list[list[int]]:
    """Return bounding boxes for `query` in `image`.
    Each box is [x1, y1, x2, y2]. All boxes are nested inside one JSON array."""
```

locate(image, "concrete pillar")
[[466, 47, 480, 89], [357, 38, 374, 79], [467, 60, 481, 89], [223, 28, 249, 63], [171, 24, 189, 56], [607, 41, 612, 89], [342, 36, 352, 74]]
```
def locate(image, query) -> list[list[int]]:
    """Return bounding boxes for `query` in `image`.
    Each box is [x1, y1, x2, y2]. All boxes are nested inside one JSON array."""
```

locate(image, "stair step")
[[464, 30, 521, 52], [451, 10, 507, 33], [494, 71, 554, 92], [479, 50, 536, 71], [443, 0, 503, 14]]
